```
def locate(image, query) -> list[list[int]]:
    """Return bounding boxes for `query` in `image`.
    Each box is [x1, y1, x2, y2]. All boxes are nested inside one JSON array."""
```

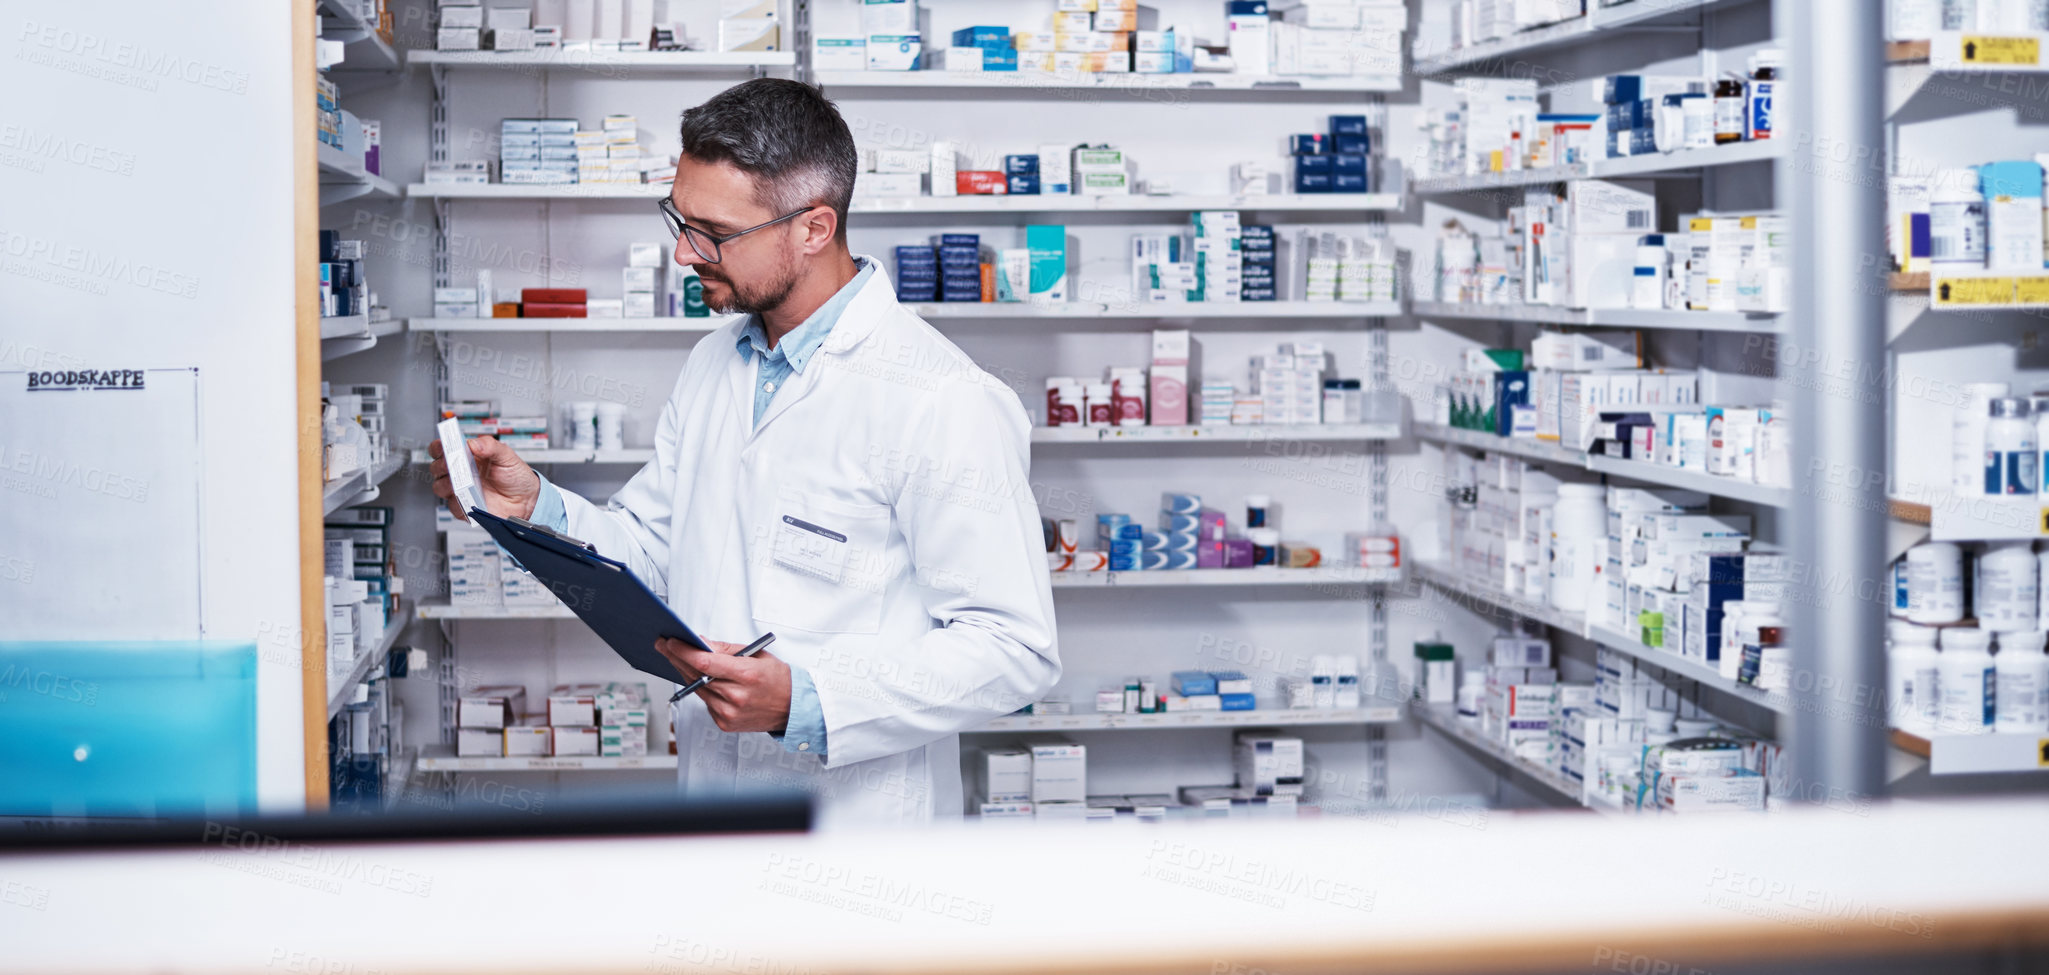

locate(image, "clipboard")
[[466, 507, 706, 687]]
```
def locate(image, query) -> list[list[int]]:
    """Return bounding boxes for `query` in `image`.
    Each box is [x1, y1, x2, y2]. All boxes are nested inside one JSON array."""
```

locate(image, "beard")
[[698, 250, 800, 316]]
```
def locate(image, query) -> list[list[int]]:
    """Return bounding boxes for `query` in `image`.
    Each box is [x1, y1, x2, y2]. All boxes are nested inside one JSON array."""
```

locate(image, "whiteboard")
[[0, 367, 203, 639]]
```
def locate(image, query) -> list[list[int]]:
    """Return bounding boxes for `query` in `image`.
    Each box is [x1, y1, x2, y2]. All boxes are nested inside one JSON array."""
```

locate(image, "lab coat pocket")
[[754, 488, 893, 634]]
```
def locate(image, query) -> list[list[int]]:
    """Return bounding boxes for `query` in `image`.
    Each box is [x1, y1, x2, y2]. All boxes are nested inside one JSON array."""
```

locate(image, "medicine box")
[[456, 728, 503, 757], [977, 749, 1033, 802], [552, 726, 600, 756], [813, 37, 867, 70], [548, 694, 597, 727], [1234, 732, 1305, 796], [458, 685, 527, 729], [505, 726, 552, 757], [866, 33, 922, 70], [1029, 743, 1086, 802]]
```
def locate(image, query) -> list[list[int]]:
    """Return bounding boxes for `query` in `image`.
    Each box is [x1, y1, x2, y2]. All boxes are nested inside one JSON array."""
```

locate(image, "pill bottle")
[[1995, 630, 2049, 733], [1746, 50, 1780, 141], [1754, 625, 1789, 692], [1083, 382, 1114, 427], [1952, 382, 2009, 496], [1248, 528, 1280, 566], [1737, 610, 1784, 687], [1632, 234, 1667, 309], [1929, 167, 1987, 266], [1890, 556, 1912, 617], [1977, 540, 2038, 631], [1456, 671, 1485, 723], [1906, 541, 1965, 624], [1938, 626, 1996, 735], [1984, 396, 2037, 495], [1888, 620, 1941, 733], [1245, 494, 1271, 529], [1549, 484, 1606, 612], [1681, 92, 1715, 150], [1713, 73, 1747, 144]]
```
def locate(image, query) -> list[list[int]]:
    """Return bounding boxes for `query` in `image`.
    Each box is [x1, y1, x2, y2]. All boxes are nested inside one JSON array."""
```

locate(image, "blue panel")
[[0, 642, 256, 818]]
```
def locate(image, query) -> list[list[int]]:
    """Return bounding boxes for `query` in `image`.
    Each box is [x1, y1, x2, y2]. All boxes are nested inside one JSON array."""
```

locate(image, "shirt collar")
[[735, 257, 876, 374]]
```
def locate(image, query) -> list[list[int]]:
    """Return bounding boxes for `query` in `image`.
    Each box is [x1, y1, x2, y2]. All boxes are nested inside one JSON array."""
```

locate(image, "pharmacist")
[[430, 79, 1059, 826]]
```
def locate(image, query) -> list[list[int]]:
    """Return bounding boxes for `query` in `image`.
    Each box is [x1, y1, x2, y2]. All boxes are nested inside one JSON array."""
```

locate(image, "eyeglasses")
[[658, 198, 816, 264]]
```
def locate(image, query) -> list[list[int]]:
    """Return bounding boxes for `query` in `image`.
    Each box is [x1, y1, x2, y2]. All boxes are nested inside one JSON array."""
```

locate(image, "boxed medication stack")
[[437, 3, 482, 50], [501, 118, 578, 185], [456, 685, 527, 757], [862, 0, 919, 69], [625, 241, 662, 317], [1131, 231, 1188, 302], [937, 234, 984, 302], [949, 25, 1018, 71], [719, 0, 780, 52], [1234, 732, 1305, 796], [1242, 224, 1277, 300], [317, 231, 370, 319], [1150, 327, 1190, 425], [894, 244, 937, 302], [1190, 210, 1242, 302], [1072, 146, 1130, 196], [1250, 341, 1323, 424], [1004, 154, 1040, 195]]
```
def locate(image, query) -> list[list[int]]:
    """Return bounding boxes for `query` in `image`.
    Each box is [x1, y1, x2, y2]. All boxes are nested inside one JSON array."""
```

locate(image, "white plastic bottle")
[[1718, 600, 1754, 682], [1977, 541, 2039, 631], [1890, 556, 1912, 618], [1906, 541, 1966, 625], [1995, 630, 2049, 733], [1954, 382, 2009, 497], [1549, 483, 1606, 612], [1938, 627, 1997, 735], [1930, 167, 1987, 267], [1888, 620, 1941, 734], [1984, 397, 2037, 495]]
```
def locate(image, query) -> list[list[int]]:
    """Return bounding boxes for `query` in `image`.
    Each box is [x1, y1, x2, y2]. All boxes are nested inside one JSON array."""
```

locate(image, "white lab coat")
[[554, 262, 1060, 827]]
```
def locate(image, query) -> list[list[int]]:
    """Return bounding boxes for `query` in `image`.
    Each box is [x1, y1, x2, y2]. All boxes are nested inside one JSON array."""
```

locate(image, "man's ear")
[[799, 206, 839, 255]]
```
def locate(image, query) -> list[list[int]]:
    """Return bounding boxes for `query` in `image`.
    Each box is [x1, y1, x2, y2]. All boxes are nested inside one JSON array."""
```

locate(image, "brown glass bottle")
[[1714, 75, 1746, 144]]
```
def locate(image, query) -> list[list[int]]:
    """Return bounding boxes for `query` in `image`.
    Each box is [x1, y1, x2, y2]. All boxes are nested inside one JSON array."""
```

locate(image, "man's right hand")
[[429, 436, 541, 523]]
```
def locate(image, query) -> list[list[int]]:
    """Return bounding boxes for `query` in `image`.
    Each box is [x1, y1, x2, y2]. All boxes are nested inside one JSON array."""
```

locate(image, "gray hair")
[[678, 79, 857, 241]]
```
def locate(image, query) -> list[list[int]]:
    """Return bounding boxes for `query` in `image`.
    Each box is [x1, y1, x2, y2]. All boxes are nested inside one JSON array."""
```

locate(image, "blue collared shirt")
[[529, 258, 874, 761]]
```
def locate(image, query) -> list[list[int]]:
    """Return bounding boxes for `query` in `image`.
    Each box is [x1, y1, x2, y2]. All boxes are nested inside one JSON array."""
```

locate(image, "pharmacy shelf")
[[418, 601, 574, 620], [407, 447, 654, 467], [1410, 0, 1762, 76], [320, 316, 403, 361], [1409, 301, 1781, 333], [1409, 702, 1586, 807], [814, 70, 1403, 94], [1413, 424, 1790, 507], [414, 744, 676, 772], [1413, 561, 1586, 636], [317, 145, 398, 208], [325, 611, 409, 721], [1415, 561, 1792, 716], [1581, 454, 1791, 507], [384, 747, 417, 808], [970, 704, 1404, 733], [320, 452, 404, 517], [407, 316, 736, 333], [405, 183, 1404, 214], [1582, 625, 1789, 716], [1410, 140, 1782, 194], [316, 0, 400, 74], [1889, 32, 2049, 112], [1049, 566, 1404, 588], [1927, 497, 2049, 542], [410, 303, 1402, 331], [1034, 422, 1403, 444], [1927, 270, 2049, 312], [1890, 730, 2049, 776], [406, 49, 796, 70]]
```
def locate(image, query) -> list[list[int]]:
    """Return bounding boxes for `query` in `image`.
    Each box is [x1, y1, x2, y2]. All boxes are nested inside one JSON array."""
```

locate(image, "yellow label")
[[1490, 150, 1503, 173], [2039, 739, 2049, 768], [2039, 509, 2049, 535], [1689, 217, 1714, 232], [1741, 216, 1758, 229], [1934, 276, 2017, 306], [1960, 35, 2041, 65], [2016, 276, 2049, 305]]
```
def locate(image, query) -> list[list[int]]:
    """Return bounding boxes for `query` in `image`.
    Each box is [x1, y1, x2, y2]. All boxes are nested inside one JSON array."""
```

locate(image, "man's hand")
[[657, 638, 792, 735], [428, 435, 541, 522]]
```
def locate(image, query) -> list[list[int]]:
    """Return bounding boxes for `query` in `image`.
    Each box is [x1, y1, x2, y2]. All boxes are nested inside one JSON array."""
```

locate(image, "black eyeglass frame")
[[657, 198, 817, 264]]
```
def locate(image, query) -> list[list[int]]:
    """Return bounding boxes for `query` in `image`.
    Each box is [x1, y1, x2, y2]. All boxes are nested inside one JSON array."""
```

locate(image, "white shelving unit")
[[316, 0, 400, 74], [1409, 703, 1589, 807], [326, 611, 410, 720], [1409, 140, 1783, 194], [971, 704, 1404, 733], [317, 145, 399, 208], [1414, 423, 1791, 507], [406, 184, 1404, 214], [1410, 0, 1768, 75], [1413, 562, 1792, 717], [408, 301, 1404, 332], [814, 70, 1403, 93], [320, 315, 402, 361], [1893, 730, 2049, 776], [415, 744, 677, 772], [321, 453, 404, 516], [1410, 301, 1781, 333], [406, 50, 797, 70]]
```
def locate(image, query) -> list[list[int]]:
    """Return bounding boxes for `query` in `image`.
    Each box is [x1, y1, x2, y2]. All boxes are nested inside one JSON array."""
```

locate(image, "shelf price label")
[[2015, 276, 2049, 306], [2039, 509, 2049, 535], [1933, 276, 2017, 307], [2038, 739, 2049, 768], [1960, 35, 2042, 65]]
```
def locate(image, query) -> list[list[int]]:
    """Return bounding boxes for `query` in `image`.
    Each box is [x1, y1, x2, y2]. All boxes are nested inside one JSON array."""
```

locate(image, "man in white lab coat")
[[430, 79, 1060, 826]]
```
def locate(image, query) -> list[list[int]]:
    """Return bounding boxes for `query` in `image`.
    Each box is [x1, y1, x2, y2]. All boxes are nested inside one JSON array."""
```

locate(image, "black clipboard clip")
[[504, 515, 596, 552]]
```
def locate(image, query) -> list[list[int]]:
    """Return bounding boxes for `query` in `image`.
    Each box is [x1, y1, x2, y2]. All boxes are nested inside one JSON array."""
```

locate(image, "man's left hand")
[[655, 638, 792, 734]]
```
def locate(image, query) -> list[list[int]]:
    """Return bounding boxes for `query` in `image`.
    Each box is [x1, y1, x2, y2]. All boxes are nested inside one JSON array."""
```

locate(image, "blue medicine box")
[[1295, 172, 1334, 193], [1332, 153, 1367, 175], [1004, 154, 1040, 175], [1603, 74, 1643, 104], [1007, 174, 1041, 195], [1295, 153, 1333, 174], [1329, 114, 1367, 136], [1218, 693, 1256, 711], [1332, 132, 1370, 154], [983, 49, 1018, 70], [1241, 286, 1277, 301], [951, 26, 1010, 48], [1333, 172, 1368, 192], [1227, 0, 1268, 14], [1171, 670, 1218, 696], [936, 233, 979, 247]]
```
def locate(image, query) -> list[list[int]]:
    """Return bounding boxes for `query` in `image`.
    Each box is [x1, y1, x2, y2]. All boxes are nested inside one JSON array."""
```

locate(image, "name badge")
[[774, 514, 848, 584]]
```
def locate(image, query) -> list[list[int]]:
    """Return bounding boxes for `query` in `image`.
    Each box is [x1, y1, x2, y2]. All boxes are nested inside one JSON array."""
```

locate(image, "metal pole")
[[1783, 0, 1886, 801]]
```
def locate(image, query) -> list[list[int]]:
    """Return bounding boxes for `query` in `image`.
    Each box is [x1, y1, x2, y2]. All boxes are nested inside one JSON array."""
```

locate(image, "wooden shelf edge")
[[1892, 729, 1932, 759], [1891, 499, 1933, 525], [1892, 271, 1931, 292], [1888, 40, 1932, 63]]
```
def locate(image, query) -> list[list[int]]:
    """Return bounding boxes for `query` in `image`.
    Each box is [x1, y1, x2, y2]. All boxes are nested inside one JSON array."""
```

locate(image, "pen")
[[670, 632, 777, 703]]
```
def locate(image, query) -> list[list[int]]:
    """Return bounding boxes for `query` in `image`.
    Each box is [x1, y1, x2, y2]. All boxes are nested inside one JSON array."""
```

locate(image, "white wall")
[[0, 1, 304, 808]]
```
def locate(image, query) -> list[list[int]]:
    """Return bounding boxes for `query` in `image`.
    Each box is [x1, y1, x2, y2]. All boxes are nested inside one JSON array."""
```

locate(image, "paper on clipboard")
[[437, 417, 485, 514]]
